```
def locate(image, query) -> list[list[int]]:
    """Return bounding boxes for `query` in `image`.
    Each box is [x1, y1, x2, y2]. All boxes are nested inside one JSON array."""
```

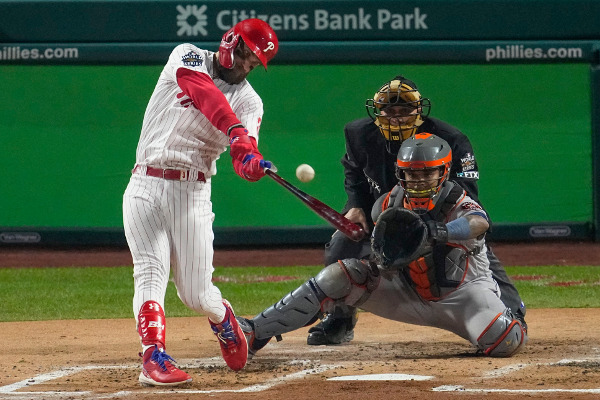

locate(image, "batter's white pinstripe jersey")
[[134, 43, 264, 177]]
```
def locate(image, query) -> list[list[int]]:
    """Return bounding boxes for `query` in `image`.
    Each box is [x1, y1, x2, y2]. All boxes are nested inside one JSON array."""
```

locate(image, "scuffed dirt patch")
[[3, 310, 600, 400]]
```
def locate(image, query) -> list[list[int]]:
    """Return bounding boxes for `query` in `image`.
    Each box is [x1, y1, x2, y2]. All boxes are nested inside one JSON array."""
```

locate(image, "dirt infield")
[[3, 310, 600, 400], [2, 241, 600, 399]]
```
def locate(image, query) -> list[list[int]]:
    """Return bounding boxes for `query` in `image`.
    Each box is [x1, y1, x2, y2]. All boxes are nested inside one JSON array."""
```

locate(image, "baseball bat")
[[265, 169, 366, 242]]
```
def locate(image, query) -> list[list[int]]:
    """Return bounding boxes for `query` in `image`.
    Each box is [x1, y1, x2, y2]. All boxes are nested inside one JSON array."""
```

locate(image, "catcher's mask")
[[396, 133, 452, 213], [219, 18, 278, 70], [365, 76, 431, 151]]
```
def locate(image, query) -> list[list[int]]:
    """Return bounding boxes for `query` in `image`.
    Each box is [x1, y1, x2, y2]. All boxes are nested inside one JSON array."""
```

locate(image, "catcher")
[[238, 133, 527, 358]]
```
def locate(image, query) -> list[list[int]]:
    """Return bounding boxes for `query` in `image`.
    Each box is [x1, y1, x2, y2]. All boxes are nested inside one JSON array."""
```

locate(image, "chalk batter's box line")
[[0, 359, 338, 398], [2, 358, 600, 398]]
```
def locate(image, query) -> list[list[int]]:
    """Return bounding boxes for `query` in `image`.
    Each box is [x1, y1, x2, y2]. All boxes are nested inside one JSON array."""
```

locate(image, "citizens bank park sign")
[[175, 5, 429, 36], [0, 1, 598, 43]]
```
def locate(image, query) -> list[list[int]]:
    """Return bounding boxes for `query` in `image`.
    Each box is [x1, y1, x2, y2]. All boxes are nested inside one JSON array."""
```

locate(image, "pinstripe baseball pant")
[[123, 173, 226, 324]]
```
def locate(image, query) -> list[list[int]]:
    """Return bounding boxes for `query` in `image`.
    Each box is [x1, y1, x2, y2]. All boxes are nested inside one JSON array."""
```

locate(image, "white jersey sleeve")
[[447, 194, 489, 247], [447, 193, 491, 278], [450, 195, 488, 222], [164, 43, 211, 80], [134, 43, 265, 177]]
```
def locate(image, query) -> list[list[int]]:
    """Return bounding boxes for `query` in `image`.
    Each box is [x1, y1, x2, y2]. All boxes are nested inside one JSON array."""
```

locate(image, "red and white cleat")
[[209, 300, 248, 371], [139, 345, 192, 386]]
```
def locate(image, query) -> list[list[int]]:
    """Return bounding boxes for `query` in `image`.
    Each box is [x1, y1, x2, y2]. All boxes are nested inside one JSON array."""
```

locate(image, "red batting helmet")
[[219, 19, 278, 70]]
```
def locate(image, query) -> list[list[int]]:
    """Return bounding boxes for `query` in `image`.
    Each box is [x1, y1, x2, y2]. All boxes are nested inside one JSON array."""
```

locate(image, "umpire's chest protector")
[[374, 182, 471, 301]]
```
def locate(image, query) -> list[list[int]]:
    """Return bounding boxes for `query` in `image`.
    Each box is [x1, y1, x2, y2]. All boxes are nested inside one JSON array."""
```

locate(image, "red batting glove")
[[228, 125, 273, 181], [229, 128, 255, 163], [232, 153, 273, 182], [243, 155, 273, 181]]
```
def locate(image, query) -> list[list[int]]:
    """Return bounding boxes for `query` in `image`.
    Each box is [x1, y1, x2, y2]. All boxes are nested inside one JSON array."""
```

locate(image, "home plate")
[[328, 373, 434, 381]]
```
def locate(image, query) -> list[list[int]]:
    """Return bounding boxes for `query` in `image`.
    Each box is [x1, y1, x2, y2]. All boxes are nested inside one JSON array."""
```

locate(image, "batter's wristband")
[[227, 123, 246, 137]]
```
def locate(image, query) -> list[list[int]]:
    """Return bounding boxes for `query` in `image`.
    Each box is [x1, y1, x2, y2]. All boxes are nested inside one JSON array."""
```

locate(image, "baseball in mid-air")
[[296, 163, 315, 183]]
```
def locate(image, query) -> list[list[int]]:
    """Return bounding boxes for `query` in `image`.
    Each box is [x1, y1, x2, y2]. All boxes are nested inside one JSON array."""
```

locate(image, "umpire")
[[307, 75, 527, 346]]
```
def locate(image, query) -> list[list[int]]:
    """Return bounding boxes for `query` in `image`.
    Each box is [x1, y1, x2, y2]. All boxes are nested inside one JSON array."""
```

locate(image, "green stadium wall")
[[0, 0, 598, 245]]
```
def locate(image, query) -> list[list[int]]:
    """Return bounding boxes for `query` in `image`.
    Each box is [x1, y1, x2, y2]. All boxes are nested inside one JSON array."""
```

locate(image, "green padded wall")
[[0, 63, 591, 230]]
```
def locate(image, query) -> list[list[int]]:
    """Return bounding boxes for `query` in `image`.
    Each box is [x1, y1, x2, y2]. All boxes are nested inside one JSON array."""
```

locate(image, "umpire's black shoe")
[[236, 317, 271, 358], [306, 311, 357, 346]]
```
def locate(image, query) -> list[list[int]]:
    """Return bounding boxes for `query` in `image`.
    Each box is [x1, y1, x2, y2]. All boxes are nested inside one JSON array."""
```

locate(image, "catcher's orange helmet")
[[395, 133, 452, 212]]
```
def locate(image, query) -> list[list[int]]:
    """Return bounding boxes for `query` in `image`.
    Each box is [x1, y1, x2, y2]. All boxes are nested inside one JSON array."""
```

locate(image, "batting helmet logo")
[[264, 41, 275, 52]]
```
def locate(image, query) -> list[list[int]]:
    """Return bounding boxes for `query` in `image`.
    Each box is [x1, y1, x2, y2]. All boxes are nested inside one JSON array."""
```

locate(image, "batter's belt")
[[133, 164, 206, 182]]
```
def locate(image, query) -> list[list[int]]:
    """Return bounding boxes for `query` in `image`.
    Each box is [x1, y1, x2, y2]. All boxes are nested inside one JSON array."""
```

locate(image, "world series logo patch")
[[181, 51, 203, 67], [460, 153, 476, 171]]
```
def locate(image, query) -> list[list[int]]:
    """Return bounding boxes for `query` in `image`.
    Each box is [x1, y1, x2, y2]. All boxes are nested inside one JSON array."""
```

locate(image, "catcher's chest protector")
[[384, 182, 470, 301], [406, 244, 471, 301], [379, 182, 463, 223]]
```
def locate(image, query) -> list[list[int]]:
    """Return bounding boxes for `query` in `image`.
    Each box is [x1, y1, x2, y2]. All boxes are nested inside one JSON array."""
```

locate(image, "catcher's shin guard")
[[306, 258, 379, 345], [236, 317, 272, 358], [477, 309, 527, 357], [252, 278, 327, 340]]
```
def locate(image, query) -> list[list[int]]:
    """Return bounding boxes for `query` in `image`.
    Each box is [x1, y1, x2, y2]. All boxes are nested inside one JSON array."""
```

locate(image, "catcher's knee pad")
[[252, 279, 327, 340], [477, 309, 527, 357], [314, 258, 379, 311]]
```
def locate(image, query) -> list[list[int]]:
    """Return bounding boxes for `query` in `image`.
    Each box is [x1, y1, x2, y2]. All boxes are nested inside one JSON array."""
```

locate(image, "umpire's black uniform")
[[325, 116, 527, 322]]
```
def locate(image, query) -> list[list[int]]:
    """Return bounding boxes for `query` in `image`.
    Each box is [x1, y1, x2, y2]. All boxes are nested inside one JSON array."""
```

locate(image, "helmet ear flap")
[[218, 28, 240, 69], [219, 19, 278, 71]]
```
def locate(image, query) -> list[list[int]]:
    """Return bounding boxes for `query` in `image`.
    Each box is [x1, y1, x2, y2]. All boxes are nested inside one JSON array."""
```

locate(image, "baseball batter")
[[122, 19, 278, 386], [238, 134, 527, 358]]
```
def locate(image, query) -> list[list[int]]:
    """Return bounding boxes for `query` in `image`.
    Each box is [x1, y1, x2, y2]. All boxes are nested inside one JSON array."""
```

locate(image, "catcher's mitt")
[[371, 207, 429, 269]]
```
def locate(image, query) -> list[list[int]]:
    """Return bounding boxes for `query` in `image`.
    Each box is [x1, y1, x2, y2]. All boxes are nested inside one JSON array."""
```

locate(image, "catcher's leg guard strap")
[[477, 309, 527, 357], [253, 279, 327, 340]]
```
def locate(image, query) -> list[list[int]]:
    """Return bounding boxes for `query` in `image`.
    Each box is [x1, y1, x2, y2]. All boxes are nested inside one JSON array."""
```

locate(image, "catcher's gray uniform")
[[241, 181, 527, 357], [362, 182, 509, 349]]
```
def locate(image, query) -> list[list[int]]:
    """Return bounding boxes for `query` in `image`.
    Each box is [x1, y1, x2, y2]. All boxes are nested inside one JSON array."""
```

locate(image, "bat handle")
[[264, 165, 278, 174]]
